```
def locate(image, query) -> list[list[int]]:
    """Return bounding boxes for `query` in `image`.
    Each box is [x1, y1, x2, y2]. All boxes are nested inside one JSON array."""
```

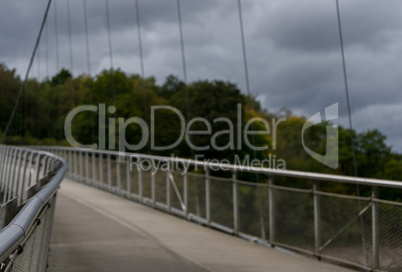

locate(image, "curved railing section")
[[0, 145, 67, 272], [41, 146, 401, 272]]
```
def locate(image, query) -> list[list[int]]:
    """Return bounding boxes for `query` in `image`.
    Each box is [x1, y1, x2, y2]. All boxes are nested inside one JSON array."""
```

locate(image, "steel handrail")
[[39, 146, 402, 189], [0, 146, 68, 263]]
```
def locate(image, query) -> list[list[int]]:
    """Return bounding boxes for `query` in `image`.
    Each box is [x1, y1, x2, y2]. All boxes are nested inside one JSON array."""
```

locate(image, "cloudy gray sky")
[[1, 0, 401, 152]]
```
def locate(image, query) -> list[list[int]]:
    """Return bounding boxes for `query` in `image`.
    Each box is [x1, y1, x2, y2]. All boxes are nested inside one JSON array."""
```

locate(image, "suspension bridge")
[[0, 0, 401, 271]]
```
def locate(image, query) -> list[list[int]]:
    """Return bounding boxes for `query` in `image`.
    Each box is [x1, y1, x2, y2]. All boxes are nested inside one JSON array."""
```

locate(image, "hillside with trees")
[[1, 63, 401, 199]]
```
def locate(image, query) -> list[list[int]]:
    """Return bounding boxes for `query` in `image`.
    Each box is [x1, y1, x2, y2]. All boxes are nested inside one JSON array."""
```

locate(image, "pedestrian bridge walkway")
[[48, 179, 352, 272]]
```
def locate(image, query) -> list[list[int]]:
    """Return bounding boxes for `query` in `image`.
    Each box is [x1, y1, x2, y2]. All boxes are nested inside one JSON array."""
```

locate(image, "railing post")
[[138, 158, 143, 202], [34, 154, 42, 189], [314, 181, 321, 259], [117, 157, 122, 196], [205, 167, 211, 226], [4, 149, 16, 202], [9, 149, 19, 195], [268, 176, 275, 246], [68, 150, 71, 178], [184, 171, 188, 218], [18, 151, 29, 206], [85, 152, 89, 184], [78, 151, 83, 182], [166, 169, 171, 212], [27, 152, 34, 188], [126, 156, 131, 198], [151, 161, 156, 208], [232, 171, 239, 235], [92, 152, 97, 186], [372, 186, 379, 269], [41, 156, 48, 180], [74, 151, 79, 181], [11, 149, 22, 198], [107, 154, 112, 191], [0, 146, 5, 187], [99, 153, 104, 188]]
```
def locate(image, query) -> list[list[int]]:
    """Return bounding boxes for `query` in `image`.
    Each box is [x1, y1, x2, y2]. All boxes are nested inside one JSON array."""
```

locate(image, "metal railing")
[[0, 145, 67, 272], [41, 146, 401, 272]]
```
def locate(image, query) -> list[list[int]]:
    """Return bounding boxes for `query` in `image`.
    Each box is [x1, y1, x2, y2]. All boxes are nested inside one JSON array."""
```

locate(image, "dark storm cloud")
[[0, 0, 401, 151]]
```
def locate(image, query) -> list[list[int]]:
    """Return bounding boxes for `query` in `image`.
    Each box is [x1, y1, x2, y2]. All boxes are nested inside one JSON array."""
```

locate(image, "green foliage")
[[0, 64, 400, 201], [51, 68, 72, 86], [0, 63, 21, 130]]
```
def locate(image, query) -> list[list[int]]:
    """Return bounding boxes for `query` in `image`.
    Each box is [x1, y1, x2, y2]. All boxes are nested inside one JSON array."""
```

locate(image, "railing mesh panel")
[[48, 148, 402, 272], [238, 183, 269, 239], [272, 187, 315, 252], [379, 202, 402, 272], [210, 178, 233, 228], [5, 199, 56, 272]]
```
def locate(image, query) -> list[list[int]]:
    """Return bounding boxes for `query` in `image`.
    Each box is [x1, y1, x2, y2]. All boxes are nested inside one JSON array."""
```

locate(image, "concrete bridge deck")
[[48, 179, 354, 272]]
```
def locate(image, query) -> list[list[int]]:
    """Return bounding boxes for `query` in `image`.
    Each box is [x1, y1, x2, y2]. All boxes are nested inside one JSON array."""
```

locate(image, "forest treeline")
[[1, 63, 401, 199]]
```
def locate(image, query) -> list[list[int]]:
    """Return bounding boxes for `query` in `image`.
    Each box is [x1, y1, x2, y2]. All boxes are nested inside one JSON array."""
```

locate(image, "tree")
[[51, 68, 72, 86]]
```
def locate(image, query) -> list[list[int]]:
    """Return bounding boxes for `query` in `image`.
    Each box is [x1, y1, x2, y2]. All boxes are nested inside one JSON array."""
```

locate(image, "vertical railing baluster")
[[372, 186, 379, 269], [151, 161, 156, 207], [0, 146, 6, 187], [74, 151, 79, 181], [314, 181, 321, 259], [99, 153, 104, 189], [4, 149, 15, 201], [10, 149, 21, 199], [79, 151, 83, 182], [205, 167, 211, 226], [268, 176, 275, 246], [85, 151, 89, 184], [107, 154, 112, 191], [166, 168, 171, 213], [233, 171, 239, 235], [27, 153, 35, 188], [34, 154, 43, 190], [42, 156, 49, 177], [2, 147, 11, 192], [69, 150, 73, 178], [138, 158, 143, 202], [126, 155, 131, 198], [18, 151, 29, 206], [183, 170, 188, 218], [92, 152, 97, 186], [117, 155, 121, 196]]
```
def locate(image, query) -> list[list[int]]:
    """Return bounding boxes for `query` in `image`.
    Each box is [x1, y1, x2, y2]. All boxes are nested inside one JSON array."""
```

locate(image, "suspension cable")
[[45, 22, 49, 78], [105, 0, 115, 103], [54, 0, 61, 139], [83, 0, 91, 76], [335, 0, 368, 268], [176, 0, 190, 123], [83, 0, 95, 138], [0, 0, 52, 144], [67, 0, 75, 107], [135, 0, 149, 152], [37, 41, 42, 140], [336, 0, 358, 177], [45, 20, 50, 138], [54, 0, 59, 71], [176, 0, 195, 163], [237, 0, 258, 161], [237, 0, 266, 239]]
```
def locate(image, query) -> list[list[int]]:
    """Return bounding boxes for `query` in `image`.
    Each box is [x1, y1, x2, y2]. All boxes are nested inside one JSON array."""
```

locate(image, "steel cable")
[[0, 0, 52, 143], [335, 0, 368, 268]]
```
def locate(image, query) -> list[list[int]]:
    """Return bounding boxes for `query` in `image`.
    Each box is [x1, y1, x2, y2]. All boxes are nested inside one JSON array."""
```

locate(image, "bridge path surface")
[[48, 179, 354, 272]]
